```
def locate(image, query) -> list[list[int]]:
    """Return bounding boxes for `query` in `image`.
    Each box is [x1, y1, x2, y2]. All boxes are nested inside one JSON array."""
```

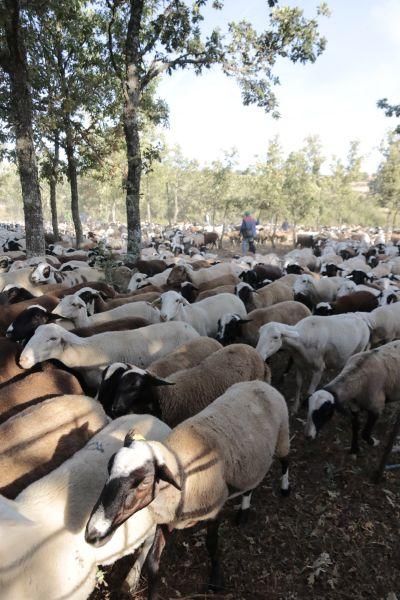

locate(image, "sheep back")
[[159, 344, 269, 427], [243, 301, 311, 345], [71, 316, 150, 337], [148, 337, 222, 378], [0, 394, 107, 498], [0, 370, 83, 425]]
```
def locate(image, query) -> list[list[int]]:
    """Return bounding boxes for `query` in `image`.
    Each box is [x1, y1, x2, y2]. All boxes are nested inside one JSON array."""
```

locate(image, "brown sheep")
[[0, 394, 107, 498], [0, 295, 59, 336], [0, 369, 83, 425], [71, 317, 151, 337]]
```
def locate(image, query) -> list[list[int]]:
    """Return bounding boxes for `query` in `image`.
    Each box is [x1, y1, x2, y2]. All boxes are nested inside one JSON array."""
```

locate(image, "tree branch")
[[105, 0, 122, 79], [141, 51, 213, 89]]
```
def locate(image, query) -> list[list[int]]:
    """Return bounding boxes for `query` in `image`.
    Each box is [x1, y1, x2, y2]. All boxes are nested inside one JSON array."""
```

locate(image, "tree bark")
[[64, 120, 83, 246], [3, 0, 46, 257], [123, 0, 145, 257], [49, 132, 60, 241], [173, 180, 179, 224]]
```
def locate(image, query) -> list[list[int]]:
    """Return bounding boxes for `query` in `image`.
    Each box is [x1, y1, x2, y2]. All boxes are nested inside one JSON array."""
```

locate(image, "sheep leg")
[[307, 367, 324, 396], [122, 533, 155, 594], [206, 518, 225, 592], [279, 456, 290, 497], [362, 411, 380, 447], [291, 369, 303, 414], [145, 524, 170, 600], [350, 411, 360, 455], [235, 490, 253, 526]]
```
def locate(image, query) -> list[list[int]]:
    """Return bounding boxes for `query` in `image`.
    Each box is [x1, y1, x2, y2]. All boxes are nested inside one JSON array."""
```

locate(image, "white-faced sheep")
[[305, 341, 400, 455], [101, 344, 270, 424], [85, 380, 290, 598], [0, 415, 171, 600], [158, 290, 246, 337], [0, 394, 107, 498], [293, 274, 343, 308], [166, 263, 237, 289], [30, 262, 104, 286], [52, 294, 161, 327], [256, 314, 371, 412], [216, 300, 311, 346], [128, 268, 172, 291], [19, 322, 201, 388], [363, 302, 400, 346]]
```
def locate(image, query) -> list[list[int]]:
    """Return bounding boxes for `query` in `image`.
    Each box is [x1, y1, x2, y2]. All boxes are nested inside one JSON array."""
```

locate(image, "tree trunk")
[[166, 182, 172, 226], [64, 117, 83, 247], [3, 0, 45, 257], [49, 132, 60, 241], [270, 214, 279, 248], [123, 0, 145, 258], [173, 182, 179, 224]]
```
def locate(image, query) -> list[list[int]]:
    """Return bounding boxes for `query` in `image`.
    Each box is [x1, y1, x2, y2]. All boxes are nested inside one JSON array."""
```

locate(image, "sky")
[[157, 0, 400, 173]]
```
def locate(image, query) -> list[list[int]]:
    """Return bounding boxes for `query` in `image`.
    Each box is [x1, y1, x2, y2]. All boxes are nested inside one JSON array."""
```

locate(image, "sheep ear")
[[124, 429, 145, 447], [54, 272, 62, 283], [156, 463, 181, 490], [151, 298, 161, 307], [180, 297, 190, 305], [281, 328, 299, 339]]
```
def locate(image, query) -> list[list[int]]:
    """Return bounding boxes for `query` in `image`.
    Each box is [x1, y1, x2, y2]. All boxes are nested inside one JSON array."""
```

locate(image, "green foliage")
[[371, 134, 400, 227]]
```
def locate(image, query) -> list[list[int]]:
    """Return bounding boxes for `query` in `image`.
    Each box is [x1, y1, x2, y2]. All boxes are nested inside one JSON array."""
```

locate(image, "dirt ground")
[[90, 245, 400, 600]]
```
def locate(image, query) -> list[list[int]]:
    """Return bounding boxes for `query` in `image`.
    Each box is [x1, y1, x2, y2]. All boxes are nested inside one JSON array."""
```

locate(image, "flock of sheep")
[[0, 224, 399, 600]]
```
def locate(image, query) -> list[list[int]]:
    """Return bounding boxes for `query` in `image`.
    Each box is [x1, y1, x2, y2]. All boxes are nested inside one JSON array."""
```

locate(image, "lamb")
[[158, 290, 246, 337], [216, 301, 311, 346], [256, 314, 371, 412], [104, 344, 270, 424], [0, 394, 107, 498], [96, 337, 222, 412], [85, 380, 290, 599], [235, 280, 293, 311], [52, 294, 161, 328], [305, 341, 400, 455], [166, 262, 236, 289], [19, 322, 201, 388], [0, 415, 171, 600], [30, 262, 104, 287], [0, 368, 83, 424]]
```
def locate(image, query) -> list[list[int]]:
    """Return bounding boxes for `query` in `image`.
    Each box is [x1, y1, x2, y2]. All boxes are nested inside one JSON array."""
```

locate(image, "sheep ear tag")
[[124, 430, 146, 447], [156, 464, 181, 491]]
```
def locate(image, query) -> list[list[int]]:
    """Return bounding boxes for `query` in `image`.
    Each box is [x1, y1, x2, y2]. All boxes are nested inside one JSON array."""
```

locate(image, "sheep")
[[59, 260, 91, 271], [196, 284, 235, 301], [130, 258, 169, 275], [363, 302, 400, 346], [0, 394, 107, 498], [19, 322, 201, 388], [104, 344, 270, 423], [239, 264, 282, 286], [85, 380, 290, 598], [128, 268, 172, 291], [293, 274, 343, 307], [313, 291, 379, 316], [0, 295, 59, 336], [148, 336, 222, 378], [0, 415, 171, 600], [30, 262, 104, 287], [216, 301, 312, 346], [73, 286, 160, 314], [158, 290, 246, 337], [52, 294, 160, 328], [166, 262, 236, 289], [0, 368, 83, 424], [0, 267, 39, 293], [0, 337, 26, 383], [71, 316, 151, 337], [96, 337, 222, 412], [6, 304, 62, 343], [0, 284, 38, 303], [305, 341, 400, 455], [256, 314, 371, 412], [235, 280, 293, 312]]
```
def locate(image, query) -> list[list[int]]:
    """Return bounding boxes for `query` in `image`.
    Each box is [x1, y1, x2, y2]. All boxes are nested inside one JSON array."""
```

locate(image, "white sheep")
[[52, 294, 160, 327], [128, 268, 172, 291], [305, 341, 400, 455], [30, 262, 104, 287], [159, 290, 246, 337], [85, 380, 290, 597], [362, 301, 400, 346], [19, 321, 200, 387], [293, 274, 343, 305], [256, 314, 371, 412], [0, 415, 171, 600]]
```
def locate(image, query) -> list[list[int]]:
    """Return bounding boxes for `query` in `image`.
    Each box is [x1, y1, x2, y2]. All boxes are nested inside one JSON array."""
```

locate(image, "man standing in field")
[[240, 210, 257, 255]]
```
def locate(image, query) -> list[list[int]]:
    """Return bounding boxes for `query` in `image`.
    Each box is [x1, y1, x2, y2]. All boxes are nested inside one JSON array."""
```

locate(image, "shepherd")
[[240, 210, 257, 255]]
